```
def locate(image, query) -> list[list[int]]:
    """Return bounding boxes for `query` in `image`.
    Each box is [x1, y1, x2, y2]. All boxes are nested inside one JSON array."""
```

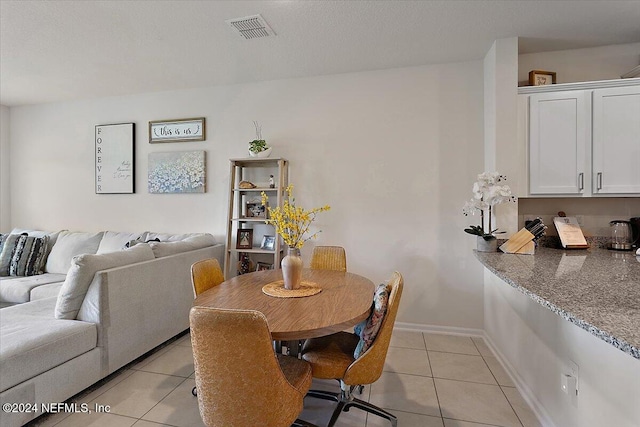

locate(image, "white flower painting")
[[148, 150, 205, 194]]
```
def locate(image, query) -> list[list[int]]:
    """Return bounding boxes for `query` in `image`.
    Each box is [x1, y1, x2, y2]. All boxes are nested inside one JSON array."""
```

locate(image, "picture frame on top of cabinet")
[[529, 70, 557, 86], [149, 117, 205, 143]]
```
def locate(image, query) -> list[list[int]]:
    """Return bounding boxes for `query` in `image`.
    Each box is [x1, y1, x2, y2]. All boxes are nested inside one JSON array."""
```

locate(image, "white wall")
[[0, 105, 9, 231], [519, 43, 640, 84], [8, 62, 486, 328], [485, 269, 640, 427]]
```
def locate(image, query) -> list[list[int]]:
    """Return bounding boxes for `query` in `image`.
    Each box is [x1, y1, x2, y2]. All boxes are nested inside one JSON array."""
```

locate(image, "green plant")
[[249, 121, 269, 153], [249, 139, 267, 153]]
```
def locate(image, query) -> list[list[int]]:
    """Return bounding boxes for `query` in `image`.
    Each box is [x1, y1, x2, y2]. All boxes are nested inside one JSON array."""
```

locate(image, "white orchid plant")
[[463, 172, 516, 240]]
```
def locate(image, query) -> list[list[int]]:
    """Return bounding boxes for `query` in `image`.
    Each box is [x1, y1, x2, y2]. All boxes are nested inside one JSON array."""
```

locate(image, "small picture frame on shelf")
[[256, 262, 273, 271], [245, 201, 267, 218], [260, 235, 275, 251], [528, 70, 556, 86], [236, 229, 253, 249]]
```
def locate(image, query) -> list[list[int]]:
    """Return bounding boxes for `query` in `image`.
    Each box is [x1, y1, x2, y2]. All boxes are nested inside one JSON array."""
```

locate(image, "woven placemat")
[[262, 280, 322, 298]]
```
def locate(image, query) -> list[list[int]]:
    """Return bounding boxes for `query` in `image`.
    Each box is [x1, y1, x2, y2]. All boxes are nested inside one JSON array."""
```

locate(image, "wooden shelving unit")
[[224, 157, 288, 279]]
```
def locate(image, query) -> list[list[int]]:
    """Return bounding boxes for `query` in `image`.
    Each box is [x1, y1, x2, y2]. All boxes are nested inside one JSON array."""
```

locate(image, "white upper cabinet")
[[523, 80, 640, 197], [592, 86, 640, 194], [529, 91, 589, 195]]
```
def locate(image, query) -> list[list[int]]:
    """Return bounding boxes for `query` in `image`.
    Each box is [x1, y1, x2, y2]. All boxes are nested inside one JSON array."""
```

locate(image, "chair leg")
[[292, 419, 319, 427], [326, 400, 348, 427], [342, 398, 397, 427], [307, 388, 397, 427], [306, 389, 340, 403]]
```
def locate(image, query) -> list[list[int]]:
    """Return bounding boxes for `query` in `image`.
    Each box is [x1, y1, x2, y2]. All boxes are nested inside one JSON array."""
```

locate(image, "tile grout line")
[[421, 331, 444, 421], [136, 376, 191, 426], [472, 337, 526, 427]]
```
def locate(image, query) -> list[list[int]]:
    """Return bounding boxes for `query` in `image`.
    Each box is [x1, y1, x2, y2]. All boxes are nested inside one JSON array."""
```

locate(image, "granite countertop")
[[475, 246, 640, 360]]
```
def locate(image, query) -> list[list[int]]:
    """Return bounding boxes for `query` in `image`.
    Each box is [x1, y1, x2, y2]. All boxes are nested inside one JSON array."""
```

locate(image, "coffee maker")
[[631, 217, 640, 249]]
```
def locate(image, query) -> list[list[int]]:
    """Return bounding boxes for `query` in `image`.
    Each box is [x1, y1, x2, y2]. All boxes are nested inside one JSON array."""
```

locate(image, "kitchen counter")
[[475, 247, 640, 359]]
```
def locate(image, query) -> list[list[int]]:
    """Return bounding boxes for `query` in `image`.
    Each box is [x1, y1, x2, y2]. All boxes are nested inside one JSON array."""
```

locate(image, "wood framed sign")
[[95, 123, 135, 194], [529, 70, 557, 86], [149, 117, 205, 143]]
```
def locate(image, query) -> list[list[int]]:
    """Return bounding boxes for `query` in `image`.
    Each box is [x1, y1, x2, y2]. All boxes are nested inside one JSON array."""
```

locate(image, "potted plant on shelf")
[[248, 121, 272, 157], [463, 172, 516, 252]]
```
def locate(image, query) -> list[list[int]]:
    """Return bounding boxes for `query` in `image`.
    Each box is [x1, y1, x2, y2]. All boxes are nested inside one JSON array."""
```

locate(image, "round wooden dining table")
[[193, 268, 375, 341]]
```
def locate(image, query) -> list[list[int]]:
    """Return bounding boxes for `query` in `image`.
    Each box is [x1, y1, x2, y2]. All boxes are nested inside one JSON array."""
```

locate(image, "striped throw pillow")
[[9, 234, 50, 276]]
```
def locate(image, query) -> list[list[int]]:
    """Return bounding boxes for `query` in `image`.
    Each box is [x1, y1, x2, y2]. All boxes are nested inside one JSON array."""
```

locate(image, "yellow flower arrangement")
[[261, 184, 330, 249]]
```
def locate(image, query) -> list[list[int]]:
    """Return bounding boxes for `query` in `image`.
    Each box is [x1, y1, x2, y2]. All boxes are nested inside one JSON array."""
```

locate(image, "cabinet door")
[[592, 86, 640, 194], [529, 91, 589, 195]]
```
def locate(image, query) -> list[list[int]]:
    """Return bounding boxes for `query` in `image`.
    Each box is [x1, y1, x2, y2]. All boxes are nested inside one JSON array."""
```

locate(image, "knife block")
[[499, 228, 535, 254]]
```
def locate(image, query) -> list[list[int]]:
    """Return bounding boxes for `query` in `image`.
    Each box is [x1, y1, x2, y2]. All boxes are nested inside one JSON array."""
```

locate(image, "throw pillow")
[[55, 243, 155, 319], [0, 233, 27, 276], [45, 231, 104, 274], [353, 282, 390, 359], [148, 234, 215, 258], [9, 234, 50, 276], [97, 231, 144, 254]]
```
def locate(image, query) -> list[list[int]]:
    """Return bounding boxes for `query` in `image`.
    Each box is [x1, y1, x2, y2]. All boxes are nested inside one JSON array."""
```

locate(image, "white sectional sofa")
[[0, 229, 224, 427]]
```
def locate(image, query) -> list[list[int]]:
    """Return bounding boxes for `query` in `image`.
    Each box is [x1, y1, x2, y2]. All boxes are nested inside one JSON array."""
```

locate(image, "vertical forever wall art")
[[95, 123, 135, 194]]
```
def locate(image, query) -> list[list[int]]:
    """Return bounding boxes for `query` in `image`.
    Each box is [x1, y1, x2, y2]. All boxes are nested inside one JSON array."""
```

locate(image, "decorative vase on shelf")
[[477, 236, 498, 252], [248, 146, 272, 158], [281, 248, 303, 290]]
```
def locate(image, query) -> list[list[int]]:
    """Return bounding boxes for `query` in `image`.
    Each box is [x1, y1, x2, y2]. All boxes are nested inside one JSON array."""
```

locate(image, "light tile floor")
[[26, 330, 541, 427]]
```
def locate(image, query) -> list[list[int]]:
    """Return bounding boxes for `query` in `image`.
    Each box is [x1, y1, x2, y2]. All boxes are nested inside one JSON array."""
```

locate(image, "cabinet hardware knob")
[[597, 172, 603, 190]]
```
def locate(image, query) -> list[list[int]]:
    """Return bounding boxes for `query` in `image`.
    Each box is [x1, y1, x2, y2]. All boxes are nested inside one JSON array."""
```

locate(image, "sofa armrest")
[[77, 244, 224, 375]]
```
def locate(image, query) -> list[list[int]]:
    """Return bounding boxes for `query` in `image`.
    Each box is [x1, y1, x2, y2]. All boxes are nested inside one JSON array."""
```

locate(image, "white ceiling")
[[1, 0, 639, 106]]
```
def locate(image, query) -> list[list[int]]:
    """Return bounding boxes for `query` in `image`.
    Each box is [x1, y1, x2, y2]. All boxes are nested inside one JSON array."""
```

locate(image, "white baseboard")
[[482, 332, 557, 427], [394, 321, 484, 338]]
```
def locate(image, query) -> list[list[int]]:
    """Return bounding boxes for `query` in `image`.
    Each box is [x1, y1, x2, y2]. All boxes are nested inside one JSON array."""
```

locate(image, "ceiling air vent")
[[226, 14, 275, 40]]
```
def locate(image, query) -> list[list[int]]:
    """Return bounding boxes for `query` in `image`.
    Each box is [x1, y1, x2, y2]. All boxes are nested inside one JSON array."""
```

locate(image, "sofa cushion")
[[0, 273, 66, 303], [9, 235, 50, 276], [55, 243, 155, 319], [96, 231, 145, 254], [45, 231, 104, 274], [0, 297, 97, 392], [148, 234, 215, 258], [145, 232, 202, 242], [30, 282, 64, 301]]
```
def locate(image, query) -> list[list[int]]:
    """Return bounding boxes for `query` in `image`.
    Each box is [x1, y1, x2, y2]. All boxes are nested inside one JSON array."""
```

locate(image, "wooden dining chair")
[[190, 306, 318, 427], [310, 246, 347, 272], [301, 272, 404, 427], [191, 258, 224, 298]]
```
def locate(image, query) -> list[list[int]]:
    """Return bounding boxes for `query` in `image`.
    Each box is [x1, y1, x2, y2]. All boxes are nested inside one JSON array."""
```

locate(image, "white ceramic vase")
[[248, 146, 272, 158]]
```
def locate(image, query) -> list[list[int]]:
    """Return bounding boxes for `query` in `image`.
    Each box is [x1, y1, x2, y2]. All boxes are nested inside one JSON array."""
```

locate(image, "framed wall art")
[[148, 150, 206, 194], [95, 123, 135, 194], [149, 117, 205, 143]]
